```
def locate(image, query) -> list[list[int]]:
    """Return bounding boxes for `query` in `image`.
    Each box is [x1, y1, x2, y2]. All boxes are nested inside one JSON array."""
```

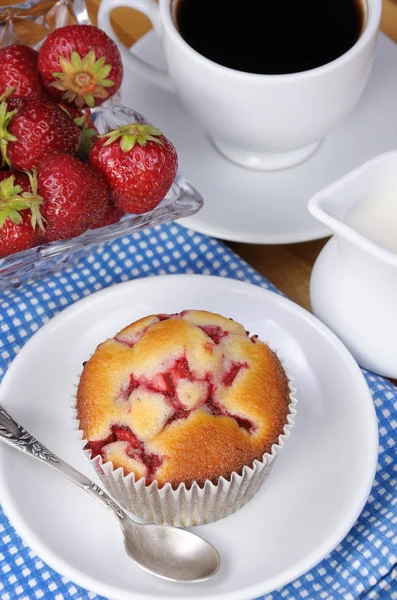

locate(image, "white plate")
[[0, 275, 378, 600], [121, 33, 397, 244]]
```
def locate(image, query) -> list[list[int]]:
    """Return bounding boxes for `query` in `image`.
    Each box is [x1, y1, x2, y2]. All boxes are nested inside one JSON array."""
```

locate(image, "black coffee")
[[172, 0, 365, 75]]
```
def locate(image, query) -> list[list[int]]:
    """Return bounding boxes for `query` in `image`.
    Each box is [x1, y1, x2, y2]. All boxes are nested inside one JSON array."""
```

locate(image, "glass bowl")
[[0, 104, 203, 290]]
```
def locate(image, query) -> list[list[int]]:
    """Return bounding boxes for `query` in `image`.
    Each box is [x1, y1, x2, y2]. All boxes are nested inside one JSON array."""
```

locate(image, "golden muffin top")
[[77, 310, 291, 488]]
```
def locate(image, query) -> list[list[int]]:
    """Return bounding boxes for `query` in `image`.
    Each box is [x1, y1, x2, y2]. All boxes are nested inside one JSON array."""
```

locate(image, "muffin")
[[76, 309, 297, 525]]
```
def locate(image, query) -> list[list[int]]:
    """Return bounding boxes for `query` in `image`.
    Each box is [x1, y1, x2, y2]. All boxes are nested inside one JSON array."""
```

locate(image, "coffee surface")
[[173, 0, 365, 75]]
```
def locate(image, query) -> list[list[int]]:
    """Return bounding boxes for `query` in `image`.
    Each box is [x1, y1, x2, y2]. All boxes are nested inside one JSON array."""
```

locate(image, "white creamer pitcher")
[[308, 151, 397, 379]]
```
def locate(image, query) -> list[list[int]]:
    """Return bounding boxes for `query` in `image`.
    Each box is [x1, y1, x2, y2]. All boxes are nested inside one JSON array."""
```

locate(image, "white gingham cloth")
[[0, 223, 396, 600]]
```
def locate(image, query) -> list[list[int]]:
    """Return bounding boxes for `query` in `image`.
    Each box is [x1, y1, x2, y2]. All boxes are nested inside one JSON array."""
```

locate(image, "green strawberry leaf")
[[0, 171, 46, 232], [0, 175, 22, 200], [120, 135, 137, 153], [0, 206, 22, 227], [84, 128, 98, 139], [0, 101, 18, 167], [100, 123, 164, 152], [51, 50, 115, 109], [0, 87, 16, 103]]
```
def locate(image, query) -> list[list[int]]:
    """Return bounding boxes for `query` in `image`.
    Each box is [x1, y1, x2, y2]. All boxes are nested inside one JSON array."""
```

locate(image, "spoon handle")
[[0, 405, 126, 521]]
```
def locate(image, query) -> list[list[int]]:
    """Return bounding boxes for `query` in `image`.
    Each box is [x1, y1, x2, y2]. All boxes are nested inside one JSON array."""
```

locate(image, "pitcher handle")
[[98, 0, 174, 92]]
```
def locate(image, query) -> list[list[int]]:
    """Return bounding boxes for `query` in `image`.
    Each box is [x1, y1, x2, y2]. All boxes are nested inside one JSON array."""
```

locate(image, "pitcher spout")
[[308, 150, 397, 269]]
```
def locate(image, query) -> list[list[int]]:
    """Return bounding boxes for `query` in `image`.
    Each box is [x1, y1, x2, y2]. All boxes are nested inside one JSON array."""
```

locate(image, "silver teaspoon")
[[0, 405, 220, 583]]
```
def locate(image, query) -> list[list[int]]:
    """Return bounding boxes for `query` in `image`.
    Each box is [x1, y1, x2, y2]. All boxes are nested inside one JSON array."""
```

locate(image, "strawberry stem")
[[100, 123, 164, 152], [51, 50, 115, 108], [0, 172, 45, 231], [0, 101, 18, 168], [60, 109, 98, 161], [23, 169, 46, 232], [0, 87, 16, 103]]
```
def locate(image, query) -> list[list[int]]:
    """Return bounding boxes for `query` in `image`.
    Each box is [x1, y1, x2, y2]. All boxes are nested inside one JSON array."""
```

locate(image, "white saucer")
[[0, 275, 378, 600], [120, 33, 397, 244]]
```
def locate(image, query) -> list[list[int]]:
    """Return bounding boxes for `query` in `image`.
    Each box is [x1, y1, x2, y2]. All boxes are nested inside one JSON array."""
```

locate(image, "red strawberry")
[[0, 45, 47, 100], [0, 171, 44, 258], [58, 103, 99, 161], [88, 124, 178, 214], [36, 153, 110, 241], [0, 211, 39, 258], [92, 202, 124, 228], [0, 98, 80, 171], [38, 25, 123, 109]]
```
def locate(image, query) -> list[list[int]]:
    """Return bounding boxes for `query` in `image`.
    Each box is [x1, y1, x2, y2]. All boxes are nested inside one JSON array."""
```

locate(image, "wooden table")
[[87, 0, 397, 313]]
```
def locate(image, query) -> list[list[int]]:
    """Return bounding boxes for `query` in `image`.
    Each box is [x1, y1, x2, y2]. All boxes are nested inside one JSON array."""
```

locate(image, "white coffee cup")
[[98, 0, 381, 171]]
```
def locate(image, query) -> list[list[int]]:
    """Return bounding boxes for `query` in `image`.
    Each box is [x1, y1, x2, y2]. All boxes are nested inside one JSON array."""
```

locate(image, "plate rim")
[[178, 215, 331, 245], [0, 274, 379, 600]]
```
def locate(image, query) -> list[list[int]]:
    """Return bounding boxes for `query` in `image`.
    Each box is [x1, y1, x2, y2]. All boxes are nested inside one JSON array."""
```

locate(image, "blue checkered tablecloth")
[[0, 223, 396, 600]]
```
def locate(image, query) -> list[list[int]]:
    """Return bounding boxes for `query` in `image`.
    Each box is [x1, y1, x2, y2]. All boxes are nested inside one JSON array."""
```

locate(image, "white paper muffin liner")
[[72, 356, 297, 527]]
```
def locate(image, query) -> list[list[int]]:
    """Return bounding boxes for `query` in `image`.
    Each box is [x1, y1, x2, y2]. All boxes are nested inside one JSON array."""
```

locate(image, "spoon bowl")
[[121, 518, 220, 582]]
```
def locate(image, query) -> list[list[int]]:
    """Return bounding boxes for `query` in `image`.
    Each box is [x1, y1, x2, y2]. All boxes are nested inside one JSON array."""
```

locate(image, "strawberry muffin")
[[76, 310, 297, 525]]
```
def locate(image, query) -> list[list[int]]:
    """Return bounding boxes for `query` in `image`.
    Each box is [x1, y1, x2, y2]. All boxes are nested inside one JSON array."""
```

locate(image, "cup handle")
[[98, 0, 174, 92]]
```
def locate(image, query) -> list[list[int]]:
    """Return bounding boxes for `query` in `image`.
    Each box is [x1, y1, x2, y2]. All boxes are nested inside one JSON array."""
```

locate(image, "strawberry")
[[88, 124, 178, 214], [36, 153, 110, 241], [0, 98, 80, 170], [0, 45, 47, 100], [0, 210, 38, 258], [92, 202, 124, 228], [59, 103, 99, 161], [38, 25, 123, 109], [0, 171, 44, 258]]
